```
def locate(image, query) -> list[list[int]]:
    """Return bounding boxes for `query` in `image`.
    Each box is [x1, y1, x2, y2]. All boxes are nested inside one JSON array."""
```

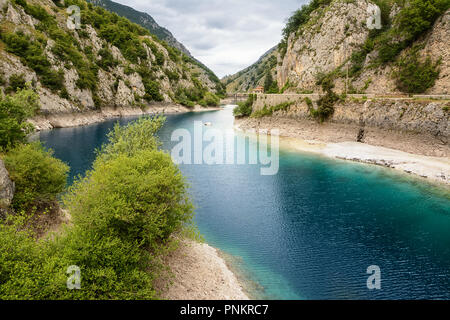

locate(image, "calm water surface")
[[38, 107, 450, 300]]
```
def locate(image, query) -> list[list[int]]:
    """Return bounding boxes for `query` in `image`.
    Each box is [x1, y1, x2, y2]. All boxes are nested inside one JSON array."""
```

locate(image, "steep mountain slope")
[[225, 0, 450, 95], [87, 0, 191, 57], [0, 0, 223, 120], [222, 46, 277, 93]]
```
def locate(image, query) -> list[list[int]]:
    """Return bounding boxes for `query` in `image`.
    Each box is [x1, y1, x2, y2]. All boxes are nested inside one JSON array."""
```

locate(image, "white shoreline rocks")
[[156, 239, 249, 300], [235, 119, 450, 186], [29, 104, 222, 131]]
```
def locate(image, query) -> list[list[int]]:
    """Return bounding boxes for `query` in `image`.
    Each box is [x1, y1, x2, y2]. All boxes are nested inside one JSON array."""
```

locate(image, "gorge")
[[0, 0, 449, 302]]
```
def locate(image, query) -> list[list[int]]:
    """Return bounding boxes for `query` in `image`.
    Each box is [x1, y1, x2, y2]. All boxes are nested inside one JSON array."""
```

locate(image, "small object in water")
[[204, 122, 212, 126]]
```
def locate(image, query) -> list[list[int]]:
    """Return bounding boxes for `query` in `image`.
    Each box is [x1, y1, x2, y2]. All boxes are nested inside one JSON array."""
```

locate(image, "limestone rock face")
[[0, 159, 14, 217], [228, 2, 449, 95], [277, 0, 371, 91], [0, 0, 221, 121]]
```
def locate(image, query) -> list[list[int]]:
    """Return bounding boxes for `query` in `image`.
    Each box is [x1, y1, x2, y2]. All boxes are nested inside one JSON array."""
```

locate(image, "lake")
[[38, 106, 450, 300]]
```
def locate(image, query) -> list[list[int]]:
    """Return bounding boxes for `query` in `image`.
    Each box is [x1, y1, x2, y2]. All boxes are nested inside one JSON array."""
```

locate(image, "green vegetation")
[[347, 0, 449, 91], [0, 117, 195, 299], [3, 143, 68, 213], [143, 79, 163, 102], [6, 74, 27, 94], [0, 88, 39, 150], [0, 31, 65, 93], [310, 77, 339, 122], [200, 92, 220, 107], [233, 94, 256, 117], [0, 0, 221, 106], [264, 72, 279, 94], [251, 101, 293, 118], [394, 48, 441, 93], [97, 47, 119, 71]]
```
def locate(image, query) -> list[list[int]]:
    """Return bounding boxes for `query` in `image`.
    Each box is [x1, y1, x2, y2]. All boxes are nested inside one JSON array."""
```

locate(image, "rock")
[[0, 159, 14, 217]]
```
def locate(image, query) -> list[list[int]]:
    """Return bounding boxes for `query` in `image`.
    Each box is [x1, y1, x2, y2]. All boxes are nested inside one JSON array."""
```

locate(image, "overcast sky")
[[114, 0, 307, 78]]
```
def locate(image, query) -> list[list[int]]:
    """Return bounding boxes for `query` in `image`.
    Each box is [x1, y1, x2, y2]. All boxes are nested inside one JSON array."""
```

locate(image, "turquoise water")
[[38, 107, 450, 300]]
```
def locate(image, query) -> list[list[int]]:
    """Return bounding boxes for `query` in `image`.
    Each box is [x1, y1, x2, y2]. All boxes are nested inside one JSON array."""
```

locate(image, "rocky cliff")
[[225, 0, 450, 95], [0, 159, 14, 217], [0, 0, 223, 121]]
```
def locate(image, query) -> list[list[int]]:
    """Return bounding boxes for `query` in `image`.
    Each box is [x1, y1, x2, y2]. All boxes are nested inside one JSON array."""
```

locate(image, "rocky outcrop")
[[0, 0, 222, 118], [248, 93, 450, 157], [0, 159, 14, 217], [277, 0, 370, 92], [225, 1, 449, 95]]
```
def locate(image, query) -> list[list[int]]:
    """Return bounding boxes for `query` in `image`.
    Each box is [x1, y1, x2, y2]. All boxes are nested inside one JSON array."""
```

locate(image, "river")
[[38, 106, 450, 300]]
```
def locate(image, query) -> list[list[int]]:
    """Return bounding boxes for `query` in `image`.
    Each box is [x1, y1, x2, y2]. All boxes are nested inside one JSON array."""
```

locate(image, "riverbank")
[[27, 105, 248, 300], [29, 104, 222, 131], [235, 117, 450, 185], [155, 239, 249, 300]]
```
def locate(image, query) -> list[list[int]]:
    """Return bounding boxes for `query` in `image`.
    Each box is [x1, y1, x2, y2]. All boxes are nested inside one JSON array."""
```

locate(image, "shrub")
[[394, 52, 441, 93], [65, 149, 193, 247], [164, 68, 180, 82], [3, 143, 69, 212], [200, 92, 220, 107], [6, 74, 27, 93], [0, 88, 39, 150], [97, 47, 119, 70], [143, 80, 163, 102], [97, 116, 165, 162], [0, 117, 195, 300], [311, 77, 339, 122], [233, 94, 255, 117], [396, 0, 450, 40], [251, 102, 293, 118]]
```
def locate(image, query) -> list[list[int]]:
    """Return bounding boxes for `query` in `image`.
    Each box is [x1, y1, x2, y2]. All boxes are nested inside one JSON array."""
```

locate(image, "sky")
[[114, 0, 307, 78]]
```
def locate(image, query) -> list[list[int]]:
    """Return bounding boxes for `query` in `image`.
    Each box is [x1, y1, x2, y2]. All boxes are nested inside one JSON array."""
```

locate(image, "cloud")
[[114, 0, 307, 78]]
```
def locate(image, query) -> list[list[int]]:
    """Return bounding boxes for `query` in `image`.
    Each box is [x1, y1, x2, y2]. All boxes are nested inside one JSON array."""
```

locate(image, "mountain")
[[87, 0, 192, 57], [222, 46, 277, 93], [0, 0, 224, 122], [224, 0, 449, 95]]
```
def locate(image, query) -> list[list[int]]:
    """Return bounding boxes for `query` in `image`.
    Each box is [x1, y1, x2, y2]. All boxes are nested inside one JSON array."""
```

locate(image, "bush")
[[143, 80, 163, 102], [0, 88, 39, 150], [233, 94, 255, 117], [394, 52, 440, 93], [65, 149, 193, 247], [0, 117, 195, 300], [97, 116, 165, 162], [311, 77, 338, 122], [397, 0, 450, 40], [97, 47, 119, 70], [3, 143, 69, 212], [251, 102, 293, 118], [6, 74, 27, 93], [200, 92, 220, 107]]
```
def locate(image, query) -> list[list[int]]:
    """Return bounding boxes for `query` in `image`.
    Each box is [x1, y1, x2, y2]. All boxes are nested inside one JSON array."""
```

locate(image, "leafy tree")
[[0, 88, 39, 150]]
